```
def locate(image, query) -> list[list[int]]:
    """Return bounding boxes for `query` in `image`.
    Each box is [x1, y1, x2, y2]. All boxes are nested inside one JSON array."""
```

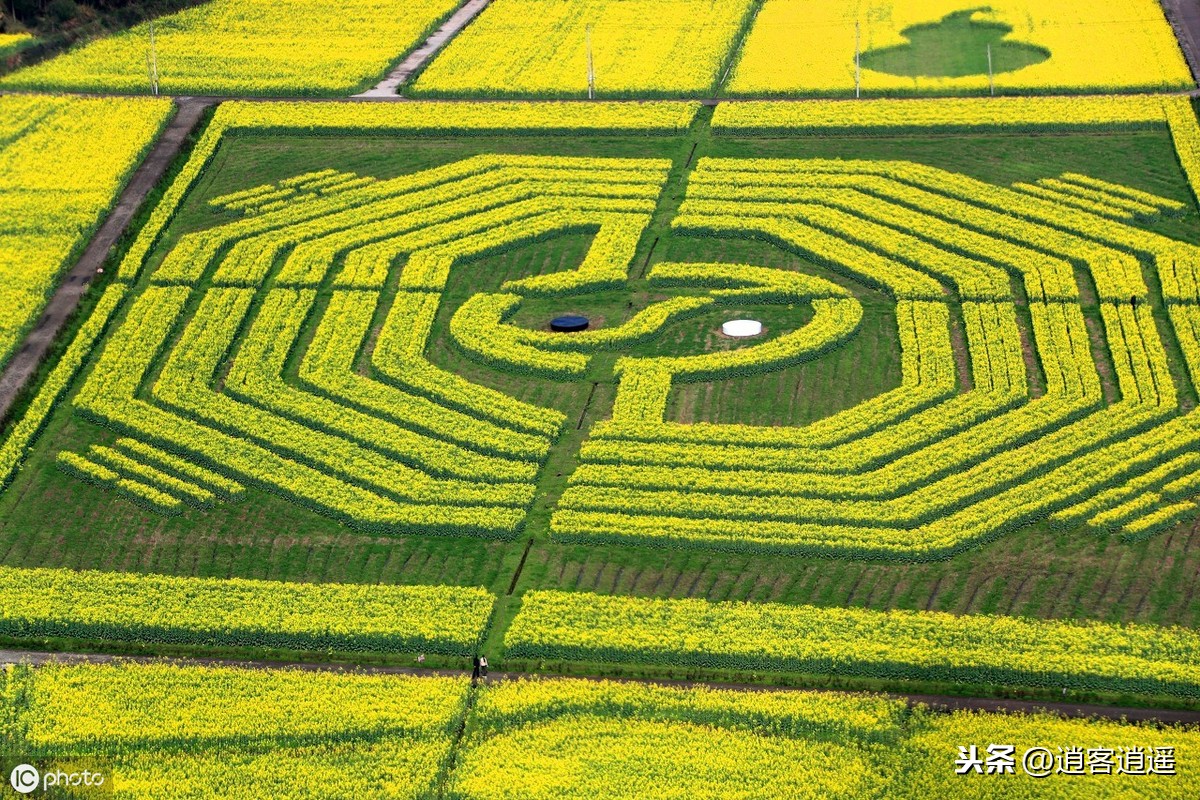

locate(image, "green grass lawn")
[[2, 113, 1199, 681]]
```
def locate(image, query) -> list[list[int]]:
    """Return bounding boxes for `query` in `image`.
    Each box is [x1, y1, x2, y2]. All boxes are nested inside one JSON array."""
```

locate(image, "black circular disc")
[[550, 315, 589, 333]]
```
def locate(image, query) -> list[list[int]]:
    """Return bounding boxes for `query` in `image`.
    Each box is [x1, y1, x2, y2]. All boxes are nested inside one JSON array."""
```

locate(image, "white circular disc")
[[721, 319, 763, 338]]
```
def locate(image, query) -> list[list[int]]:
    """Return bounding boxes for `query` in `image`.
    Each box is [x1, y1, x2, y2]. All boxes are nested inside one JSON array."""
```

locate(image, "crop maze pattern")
[[554, 158, 1200, 558], [62, 155, 669, 532], [56, 154, 1200, 558]]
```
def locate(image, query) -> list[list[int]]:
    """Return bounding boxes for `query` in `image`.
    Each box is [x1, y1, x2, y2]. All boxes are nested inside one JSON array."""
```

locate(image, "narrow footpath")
[[355, 0, 492, 98], [1164, 0, 1200, 85], [0, 96, 213, 423]]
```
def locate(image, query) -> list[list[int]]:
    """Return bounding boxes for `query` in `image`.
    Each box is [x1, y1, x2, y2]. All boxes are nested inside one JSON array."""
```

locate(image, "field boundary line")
[[712, 0, 768, 98], [5, 88, 1200, 103], [4, 647, 1200, 724]]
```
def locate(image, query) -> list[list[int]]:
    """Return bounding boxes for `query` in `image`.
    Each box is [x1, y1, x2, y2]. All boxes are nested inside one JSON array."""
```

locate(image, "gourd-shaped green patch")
[[860, 8, 1049, 78]]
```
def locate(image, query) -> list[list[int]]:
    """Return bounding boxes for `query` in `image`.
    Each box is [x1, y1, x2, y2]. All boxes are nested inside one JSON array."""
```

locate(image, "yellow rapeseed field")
[[0, 0, 460, 95], [0, 95, 170, 369], [728, 0, 1192, 96], [711, 94, 1170, 132], [0, 33, 31, 55], [9, 666, 1197, 797], [411, 0, 755, 97], [506, 590, 1200, 696], [452, 678, 1200, 799], [3, 662, 470, 799]]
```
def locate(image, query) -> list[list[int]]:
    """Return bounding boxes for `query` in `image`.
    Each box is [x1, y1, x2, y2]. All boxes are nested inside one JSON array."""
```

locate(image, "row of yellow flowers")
[[505, 590, 1200, 696], [0, 564, 494, 654], [711, 94, 1170, 133]]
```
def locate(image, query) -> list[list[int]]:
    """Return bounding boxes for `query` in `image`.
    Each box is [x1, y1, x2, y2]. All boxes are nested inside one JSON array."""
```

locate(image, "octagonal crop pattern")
[[554, 157, 1200, 558], [60, 154, 671, 533], [53, 152, 1200, 559]]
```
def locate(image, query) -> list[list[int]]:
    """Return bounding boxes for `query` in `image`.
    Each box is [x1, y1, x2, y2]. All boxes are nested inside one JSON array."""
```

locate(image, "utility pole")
[[854, 20, 861, 98], [986, 42, 994, 96], [148, 21, 159, 96], [586, 24, 595, 100]]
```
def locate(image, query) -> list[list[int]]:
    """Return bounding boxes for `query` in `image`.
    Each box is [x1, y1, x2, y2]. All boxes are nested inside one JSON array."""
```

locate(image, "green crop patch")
[[859, 8, 1051, 79]]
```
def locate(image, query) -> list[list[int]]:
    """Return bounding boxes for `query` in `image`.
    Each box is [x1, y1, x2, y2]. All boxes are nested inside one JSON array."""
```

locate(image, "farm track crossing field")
[[0, 0, 463, 96], [409, 0, 757, 98], [0, 95, 171, 371]]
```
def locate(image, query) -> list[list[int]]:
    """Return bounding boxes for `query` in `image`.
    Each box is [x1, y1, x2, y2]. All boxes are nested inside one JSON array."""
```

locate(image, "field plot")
[[409, 0, 756, 98], [5, 0, 1200, 782], [3, 97, 1200, 702], [507, 591, 1200, 697], [0, 94, 171, 370], [0, 0, 461, 95], [727, 0, 1192, 96], [0, 565, 494, 654], [556, 97, 1200, 558], [1, 661, 470, 799], [5, 665, 1195, 797], [452, 677, 1199, 798]]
